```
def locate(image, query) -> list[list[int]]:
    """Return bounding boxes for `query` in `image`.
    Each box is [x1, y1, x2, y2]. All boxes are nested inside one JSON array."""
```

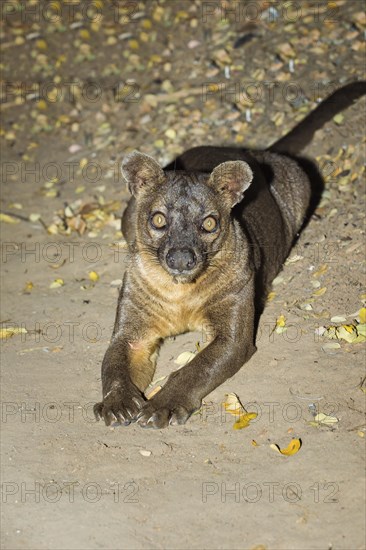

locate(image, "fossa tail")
[[269, 80, 366, 155]]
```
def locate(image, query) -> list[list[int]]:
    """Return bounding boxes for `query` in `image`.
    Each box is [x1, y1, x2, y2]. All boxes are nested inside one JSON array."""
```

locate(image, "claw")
[[115, 411, 128, 426], [93, 402, 103, 421], [132, 396, 144, 409], [135, 410, 146, 422]]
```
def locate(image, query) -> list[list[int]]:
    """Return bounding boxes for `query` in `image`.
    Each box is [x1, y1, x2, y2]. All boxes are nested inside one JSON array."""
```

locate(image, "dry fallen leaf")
[[285, 254, 303, 265], [23, 282, 34, 293], [313, 287, 327, 297], [146, 385, 162, 399], [88, 271, 99, 282], [233, 412, 257, 430], [317, 323, 365, 344], [0, 213, 20, 224], [321, 342, 341, 353], [49, 278, 64, 289], [223, 392, 244, 415], [270, 438, 302, 456], [313, 264, 328, 278], [359, 307, 366, 324], [29, 213, 41, 222], [275, 314, 287, 334], [312, 413, 339, 426], [330, 316, 347, 323], [49, 260, 66, 270], [223, 393, 258, 430], [0, 327, 27, 339], [174, 351, 196, 365]]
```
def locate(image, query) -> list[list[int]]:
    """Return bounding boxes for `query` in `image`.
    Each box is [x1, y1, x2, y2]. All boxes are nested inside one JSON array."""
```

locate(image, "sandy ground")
[[1, 1, 365, 549]]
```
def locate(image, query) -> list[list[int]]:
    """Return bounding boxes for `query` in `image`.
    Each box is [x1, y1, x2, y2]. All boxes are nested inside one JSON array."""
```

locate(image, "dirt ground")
[[1, 1, 365, 549]]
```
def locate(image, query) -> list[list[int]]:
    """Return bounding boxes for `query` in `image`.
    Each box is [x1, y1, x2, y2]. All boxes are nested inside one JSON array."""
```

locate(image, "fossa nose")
[[166, 247, 197, 273]]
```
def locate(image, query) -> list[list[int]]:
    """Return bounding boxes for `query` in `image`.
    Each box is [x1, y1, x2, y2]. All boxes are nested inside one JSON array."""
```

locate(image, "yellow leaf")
[[5, 131, 16, 141], [267, 291, 276, 302], [48, 88, 60, 102], [37, 99, 47, 110], [36, 39, 47, 50], [276, 314, 286, 327], [47, 224, 59, 235], [223, 392, 243, 415], [270, 438, 302, 456], [44, 190, 57, 198], [333, 113, 344, 125], [149, 54, 162, 64], [322, 323, 365, 344], [223, 393, 257, 429], [314, 413, 338, 425], [142, 19, 152, 29], [233, 412, 257, 430], [88, 271, 99, 282], [0, 327, 27, 339], [313, 264, 328, 277], [129, 39, 139, 50], [251, 440, 259, 447], [313, 287, 327, 297], [79, 29, 90, 40], [24, 282, 34, 293], [0, 213, 20, 224], [49, 278, 64, 289], [336, 325, 358, 343], [165, 128, 176, 140], [275, 314, 287, 334], [57, 114, 70, 124], [359, 308, 366, 324]]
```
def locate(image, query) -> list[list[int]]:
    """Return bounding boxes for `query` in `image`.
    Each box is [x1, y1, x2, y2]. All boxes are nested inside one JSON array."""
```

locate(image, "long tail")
[[269, 80, 366, 155]]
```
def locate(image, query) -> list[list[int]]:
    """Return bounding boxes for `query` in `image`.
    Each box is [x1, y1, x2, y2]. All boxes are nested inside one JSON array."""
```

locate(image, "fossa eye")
[[202, 216, 218, 233], [151, 212, 167, 229]]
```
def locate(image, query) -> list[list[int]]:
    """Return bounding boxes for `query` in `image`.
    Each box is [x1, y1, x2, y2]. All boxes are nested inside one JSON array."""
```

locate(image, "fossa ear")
[[207, 160, 253, 207], [121, 151, 166, 197]]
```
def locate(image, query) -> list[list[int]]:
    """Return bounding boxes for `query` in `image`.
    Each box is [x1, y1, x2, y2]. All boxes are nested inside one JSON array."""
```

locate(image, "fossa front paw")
[[94, 383, 146, 426], [135, 393, 200, 429]]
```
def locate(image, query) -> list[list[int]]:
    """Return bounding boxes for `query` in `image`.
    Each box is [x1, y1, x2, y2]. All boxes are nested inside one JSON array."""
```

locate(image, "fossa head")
[[122, 151, 253, 283]]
